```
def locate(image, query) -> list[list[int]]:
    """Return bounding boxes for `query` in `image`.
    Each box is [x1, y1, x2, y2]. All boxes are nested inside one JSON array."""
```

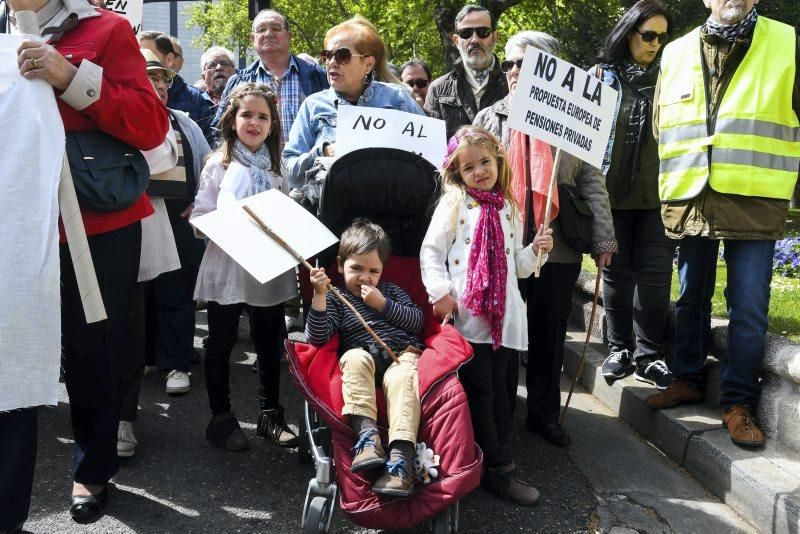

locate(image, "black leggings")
[[205, 302, 286, 416]]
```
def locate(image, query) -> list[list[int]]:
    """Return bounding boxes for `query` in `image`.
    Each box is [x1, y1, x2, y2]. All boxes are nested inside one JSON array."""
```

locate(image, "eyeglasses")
[[320, 48, 369, 65], [456, 26, 492, 40], [635, 29, 669, 44], [500, 58, 523, 73], [205, 60, 234, 70], [147, 74, 173, 87], [405, 78, 429, 89], [254, 23, 287, 34]]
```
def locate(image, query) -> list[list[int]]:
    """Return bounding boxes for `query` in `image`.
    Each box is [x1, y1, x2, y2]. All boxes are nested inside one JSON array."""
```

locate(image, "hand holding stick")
[[242, 205, 400, 365], [534, 148, 562, 278]]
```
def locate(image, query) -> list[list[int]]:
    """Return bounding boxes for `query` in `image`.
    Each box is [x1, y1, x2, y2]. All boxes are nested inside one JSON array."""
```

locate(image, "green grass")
[[581, 257, 800, 342]]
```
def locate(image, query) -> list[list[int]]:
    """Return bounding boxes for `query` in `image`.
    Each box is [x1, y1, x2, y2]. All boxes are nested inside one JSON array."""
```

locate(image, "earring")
[[364, 70, 373, 85]]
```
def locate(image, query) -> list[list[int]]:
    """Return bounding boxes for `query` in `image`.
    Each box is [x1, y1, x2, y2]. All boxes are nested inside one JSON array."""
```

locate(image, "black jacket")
[[424, 57, 508, 139]]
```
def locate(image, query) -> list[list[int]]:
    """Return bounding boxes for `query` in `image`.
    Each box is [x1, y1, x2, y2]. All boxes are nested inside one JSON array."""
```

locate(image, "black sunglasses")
[[635, 29, 669, 44], [456, 26, 492, 40], [320, 48, 369, 65], [500, 58, 523, 73], [405, 78, 429, 89]]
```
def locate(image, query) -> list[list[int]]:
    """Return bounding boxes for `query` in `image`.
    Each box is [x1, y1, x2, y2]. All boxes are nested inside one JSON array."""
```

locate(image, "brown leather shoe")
[[351, 431, 386, 473], [372, 460, 414, 498], [723, 405, 765, 448], [483, 462, 540, 507], [645, 379, 704, 409]]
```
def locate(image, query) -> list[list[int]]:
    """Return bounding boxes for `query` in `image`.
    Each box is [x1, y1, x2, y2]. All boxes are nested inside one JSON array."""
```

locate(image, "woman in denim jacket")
[[283, 15, 424, 190], [594, 0, 676, 390]]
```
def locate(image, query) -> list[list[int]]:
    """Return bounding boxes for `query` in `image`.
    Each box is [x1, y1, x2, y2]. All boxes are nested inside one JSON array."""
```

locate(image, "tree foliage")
[[186, 0, 800, 77]]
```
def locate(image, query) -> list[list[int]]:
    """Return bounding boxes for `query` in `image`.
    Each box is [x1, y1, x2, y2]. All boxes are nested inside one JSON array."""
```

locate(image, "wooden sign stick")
[[243, 205, 400, 365], [534, 148, 562, 278]]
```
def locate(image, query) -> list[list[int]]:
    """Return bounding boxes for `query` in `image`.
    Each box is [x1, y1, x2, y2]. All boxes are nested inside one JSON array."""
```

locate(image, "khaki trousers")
[[339, 347, 421, 445]]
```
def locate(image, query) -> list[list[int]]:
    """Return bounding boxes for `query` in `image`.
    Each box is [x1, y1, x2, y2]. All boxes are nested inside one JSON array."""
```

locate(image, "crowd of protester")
[[1, 0, 796, 530]]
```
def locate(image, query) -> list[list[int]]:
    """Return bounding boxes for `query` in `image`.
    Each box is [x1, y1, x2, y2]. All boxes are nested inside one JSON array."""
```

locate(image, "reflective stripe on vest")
[[657, 17, 800, 202]]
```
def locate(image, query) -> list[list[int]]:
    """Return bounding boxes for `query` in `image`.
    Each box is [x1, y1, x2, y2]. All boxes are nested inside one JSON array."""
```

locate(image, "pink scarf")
[[462, 186, 507, 350], [507, 128, 558, 234]]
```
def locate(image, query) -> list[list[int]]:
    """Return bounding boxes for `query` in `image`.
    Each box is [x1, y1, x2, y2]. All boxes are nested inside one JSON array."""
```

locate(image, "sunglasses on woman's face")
[[500, 58, 524, 73], [405, 78, 429, 89], [456, 26, 492, 40], [635, 29, 669, 44], [320, 47, 369, 65]]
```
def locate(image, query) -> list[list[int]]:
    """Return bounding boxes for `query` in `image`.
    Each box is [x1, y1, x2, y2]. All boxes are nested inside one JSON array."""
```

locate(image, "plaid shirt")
[[257, 56, 305, 146]]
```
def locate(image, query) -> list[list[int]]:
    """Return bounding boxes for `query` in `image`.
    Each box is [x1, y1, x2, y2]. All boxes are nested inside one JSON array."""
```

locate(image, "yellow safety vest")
[[657, 16, 800, 202]]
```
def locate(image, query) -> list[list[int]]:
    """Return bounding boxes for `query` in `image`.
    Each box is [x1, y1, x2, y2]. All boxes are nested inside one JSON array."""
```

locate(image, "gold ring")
[[31, 57, 39, 68]]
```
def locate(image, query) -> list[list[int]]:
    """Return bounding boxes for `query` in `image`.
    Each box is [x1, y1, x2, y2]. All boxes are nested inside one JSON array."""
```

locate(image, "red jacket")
[[56, 9, 168, 238]]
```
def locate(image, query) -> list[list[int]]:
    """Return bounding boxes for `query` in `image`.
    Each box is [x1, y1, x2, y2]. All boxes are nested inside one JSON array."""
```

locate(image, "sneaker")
[[256, 406, 299, 447], [206, 413, 250, 451], [601, 349, 634, 379], [372, 460, 414, 498], [350, 431, 387, 473], [165, 370, 190, 395], [143, 365, 158, 377], [284, 312, 304, 332], [117, 421, 137, 458], [634, 360, 673, 390], [645, 379, 705, 410]]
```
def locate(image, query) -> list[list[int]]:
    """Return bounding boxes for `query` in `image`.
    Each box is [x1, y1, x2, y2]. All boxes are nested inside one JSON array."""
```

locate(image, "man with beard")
[[200, 46, 236, 106], [424, 5, 508, 138], [646, 0, 800, 450]]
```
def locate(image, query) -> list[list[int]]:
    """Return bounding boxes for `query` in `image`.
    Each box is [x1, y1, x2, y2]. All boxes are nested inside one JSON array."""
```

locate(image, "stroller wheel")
[[297, 415, 312, 465], [302, 496, 330, 534], [432, 501, 459, 534]]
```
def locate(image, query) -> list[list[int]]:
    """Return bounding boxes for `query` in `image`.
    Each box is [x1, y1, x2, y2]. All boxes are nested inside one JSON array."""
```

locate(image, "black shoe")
[[634, 360, 673, 390], [527, 420, 571, 447], [0, 521, 25, 533], [69, 487, 108, 524], [206, 413, 250, 451], [256, 406, 299, 447], [601, 349, 634, 379]]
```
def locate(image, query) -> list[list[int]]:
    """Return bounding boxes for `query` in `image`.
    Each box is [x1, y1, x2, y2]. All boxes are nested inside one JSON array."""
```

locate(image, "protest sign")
[[336, 106, 447, 169], [508, 47, 617, 169], [107, 0, 143, 32], [190, 189, 338, 284]]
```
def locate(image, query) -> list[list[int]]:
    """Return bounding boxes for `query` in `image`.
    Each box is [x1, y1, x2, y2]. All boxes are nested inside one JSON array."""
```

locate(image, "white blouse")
[[420, 192, 540, 351], [191, 153, 298, 307]]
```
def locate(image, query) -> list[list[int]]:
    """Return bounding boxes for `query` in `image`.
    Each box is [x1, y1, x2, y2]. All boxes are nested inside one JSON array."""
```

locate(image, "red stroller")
[[284, 148, 483, 533]]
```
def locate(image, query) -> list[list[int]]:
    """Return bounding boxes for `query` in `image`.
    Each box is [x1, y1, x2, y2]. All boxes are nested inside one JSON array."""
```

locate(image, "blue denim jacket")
[[282, 81, 424, 189], [594, 65, 623, 176]]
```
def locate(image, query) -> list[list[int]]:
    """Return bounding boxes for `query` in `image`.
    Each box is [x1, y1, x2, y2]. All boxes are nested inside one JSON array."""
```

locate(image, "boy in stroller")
[[306, 219, 425, 498]]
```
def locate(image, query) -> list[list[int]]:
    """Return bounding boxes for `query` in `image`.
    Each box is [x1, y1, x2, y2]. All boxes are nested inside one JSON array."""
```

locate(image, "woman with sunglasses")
[[594, 0, 677, 390], [474, 31, 617, 448], [283, 15, 423, 190]]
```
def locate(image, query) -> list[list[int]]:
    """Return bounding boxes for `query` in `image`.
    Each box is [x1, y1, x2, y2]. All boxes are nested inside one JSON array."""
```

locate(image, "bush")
[[773, 237, 800, 278]]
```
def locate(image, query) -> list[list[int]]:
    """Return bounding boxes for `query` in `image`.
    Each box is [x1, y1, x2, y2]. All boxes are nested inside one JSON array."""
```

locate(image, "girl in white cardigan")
[[191, 83, 297, 451], [420, 126, 552, 506]]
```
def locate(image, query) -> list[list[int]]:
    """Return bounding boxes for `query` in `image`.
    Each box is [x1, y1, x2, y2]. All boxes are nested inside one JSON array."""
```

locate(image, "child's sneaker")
[[372, 459, 414, 498], [350, 430, 386, 473]]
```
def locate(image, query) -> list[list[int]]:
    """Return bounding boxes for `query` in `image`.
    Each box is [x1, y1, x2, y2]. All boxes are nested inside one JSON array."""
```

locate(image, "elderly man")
[[646, 0, 800, 449], [169, 36, 184, 73], [400, 58, 432, 108], [424, 4, 507, 138], [200, 46, 236, 106], [212, 8, 327, 145], [140, 30, 214, 143]]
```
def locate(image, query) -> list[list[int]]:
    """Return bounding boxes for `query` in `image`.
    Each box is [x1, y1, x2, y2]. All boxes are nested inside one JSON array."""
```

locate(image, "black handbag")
[[555, 183, 594, 254], [65, 130, 150, 212]]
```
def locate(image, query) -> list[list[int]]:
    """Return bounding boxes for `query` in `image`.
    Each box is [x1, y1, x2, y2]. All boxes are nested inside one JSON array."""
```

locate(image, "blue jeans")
[[673, 237, 774, 411]]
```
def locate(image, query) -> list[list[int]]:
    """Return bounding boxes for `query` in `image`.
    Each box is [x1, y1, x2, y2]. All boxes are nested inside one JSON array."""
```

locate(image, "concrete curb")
[[562, 330, 800, 533]]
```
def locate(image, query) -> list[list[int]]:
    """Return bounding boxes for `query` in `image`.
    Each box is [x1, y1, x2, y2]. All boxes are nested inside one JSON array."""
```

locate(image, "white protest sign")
[[108, 0, 143, 32], [508, 47, 618, 169], [190, 189, 338, 284], [336, 106, 447, 169]]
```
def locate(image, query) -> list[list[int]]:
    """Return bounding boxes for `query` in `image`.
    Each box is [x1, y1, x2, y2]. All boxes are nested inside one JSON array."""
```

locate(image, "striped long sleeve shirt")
[[305, 282, 425, 353]]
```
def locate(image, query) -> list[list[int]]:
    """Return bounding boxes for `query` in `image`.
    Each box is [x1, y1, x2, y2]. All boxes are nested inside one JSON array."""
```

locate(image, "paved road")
[[23, 311, 753, 533]]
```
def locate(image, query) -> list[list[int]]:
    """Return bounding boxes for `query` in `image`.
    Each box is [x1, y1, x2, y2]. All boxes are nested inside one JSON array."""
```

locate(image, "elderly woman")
[[282, 15, 423, 189], [474, 31, 617, 448], [594, 0, 675, 390]]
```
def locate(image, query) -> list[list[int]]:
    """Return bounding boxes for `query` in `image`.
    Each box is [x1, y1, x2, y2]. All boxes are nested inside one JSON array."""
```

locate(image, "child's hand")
[[361, 284, 386, 311], [310, 267, 330, 296], [533, 224, 554, 254], [433, 294, 458, 325]]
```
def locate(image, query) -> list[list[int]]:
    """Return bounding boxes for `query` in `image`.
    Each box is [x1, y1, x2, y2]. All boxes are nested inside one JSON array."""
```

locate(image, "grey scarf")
[[232, 140, 272, 198], [706, 7, 758, 42]]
